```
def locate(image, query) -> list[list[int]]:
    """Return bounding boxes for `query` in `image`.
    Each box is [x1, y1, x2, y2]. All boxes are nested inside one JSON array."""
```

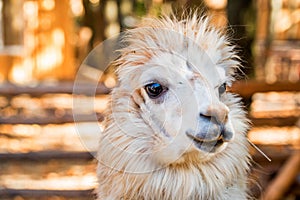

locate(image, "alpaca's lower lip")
[[186, 133, 225, 152], [192, 138, 225, 152]]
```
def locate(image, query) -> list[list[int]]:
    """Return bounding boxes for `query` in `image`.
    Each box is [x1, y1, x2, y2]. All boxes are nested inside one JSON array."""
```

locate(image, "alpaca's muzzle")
[[185, 113, 234, 153]]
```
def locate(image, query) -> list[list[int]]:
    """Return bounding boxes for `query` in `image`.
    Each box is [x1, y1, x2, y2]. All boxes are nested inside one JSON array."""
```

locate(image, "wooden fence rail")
[[0, 82, 110, 96], [0, 188, 95, 198], [0, 113, 104, 125]]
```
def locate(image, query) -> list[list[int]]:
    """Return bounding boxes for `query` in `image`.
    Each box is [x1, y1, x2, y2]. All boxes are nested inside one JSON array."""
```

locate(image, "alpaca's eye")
[[145, 83, 165, 98], [218, 83, 227, 97]]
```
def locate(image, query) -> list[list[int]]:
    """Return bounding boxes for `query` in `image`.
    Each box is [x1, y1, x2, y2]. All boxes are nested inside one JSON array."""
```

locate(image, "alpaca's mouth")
[[186, 133, 226, 153]]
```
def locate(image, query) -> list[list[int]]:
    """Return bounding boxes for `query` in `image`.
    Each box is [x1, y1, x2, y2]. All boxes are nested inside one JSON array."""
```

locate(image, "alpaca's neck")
[[97, 135, 249, 200], [140, 162, 247, 199]]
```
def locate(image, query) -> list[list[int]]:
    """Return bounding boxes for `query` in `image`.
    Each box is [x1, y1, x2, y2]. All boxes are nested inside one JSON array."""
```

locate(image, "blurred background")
[[0, 0, 299, 199]]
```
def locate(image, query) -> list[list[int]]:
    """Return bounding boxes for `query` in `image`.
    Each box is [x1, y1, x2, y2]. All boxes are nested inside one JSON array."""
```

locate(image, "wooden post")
[[254, 0, 271, 80], [52, 0, 76, 80], [261, 151, 300, 200]]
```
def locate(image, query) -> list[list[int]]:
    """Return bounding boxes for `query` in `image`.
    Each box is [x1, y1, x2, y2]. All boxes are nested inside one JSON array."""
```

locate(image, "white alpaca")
[[97, 14, 251, 200]]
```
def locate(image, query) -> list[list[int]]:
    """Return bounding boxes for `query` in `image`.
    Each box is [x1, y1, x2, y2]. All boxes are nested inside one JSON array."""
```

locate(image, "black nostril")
[[200, 113, 211, 118], [199, 113, 212, 120], [200, 112, 227, 124], [199, 113, 219, 124]]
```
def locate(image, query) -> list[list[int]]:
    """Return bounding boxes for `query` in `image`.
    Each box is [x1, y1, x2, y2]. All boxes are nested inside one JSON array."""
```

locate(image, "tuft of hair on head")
[[115, 11, 243, 88]]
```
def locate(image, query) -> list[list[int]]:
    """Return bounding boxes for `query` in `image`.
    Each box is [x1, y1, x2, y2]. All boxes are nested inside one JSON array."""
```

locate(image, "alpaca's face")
[[116, 50, 236, 165]]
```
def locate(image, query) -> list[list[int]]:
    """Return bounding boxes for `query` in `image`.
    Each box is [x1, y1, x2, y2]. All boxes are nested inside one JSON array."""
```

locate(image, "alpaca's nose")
[[200, 104, 229, 124]]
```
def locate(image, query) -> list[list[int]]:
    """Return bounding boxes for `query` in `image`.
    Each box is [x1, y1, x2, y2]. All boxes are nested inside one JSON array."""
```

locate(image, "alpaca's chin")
[[165, 140, 230, 166]]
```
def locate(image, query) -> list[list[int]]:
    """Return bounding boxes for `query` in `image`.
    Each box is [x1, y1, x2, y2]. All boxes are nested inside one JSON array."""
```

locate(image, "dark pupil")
[[145, 83, 163, 98]]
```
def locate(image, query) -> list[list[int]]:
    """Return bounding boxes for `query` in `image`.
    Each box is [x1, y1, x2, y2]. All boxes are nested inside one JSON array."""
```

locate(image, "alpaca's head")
[[100, 15, 248, 172]]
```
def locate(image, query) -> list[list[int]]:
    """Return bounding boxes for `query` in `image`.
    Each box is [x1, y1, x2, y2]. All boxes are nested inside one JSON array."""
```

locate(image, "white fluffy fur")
[[97, 14, 251, 200]]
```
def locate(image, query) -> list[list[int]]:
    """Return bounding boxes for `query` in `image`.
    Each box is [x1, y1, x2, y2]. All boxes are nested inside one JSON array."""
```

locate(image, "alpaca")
[[97, 14, 251, 200]]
